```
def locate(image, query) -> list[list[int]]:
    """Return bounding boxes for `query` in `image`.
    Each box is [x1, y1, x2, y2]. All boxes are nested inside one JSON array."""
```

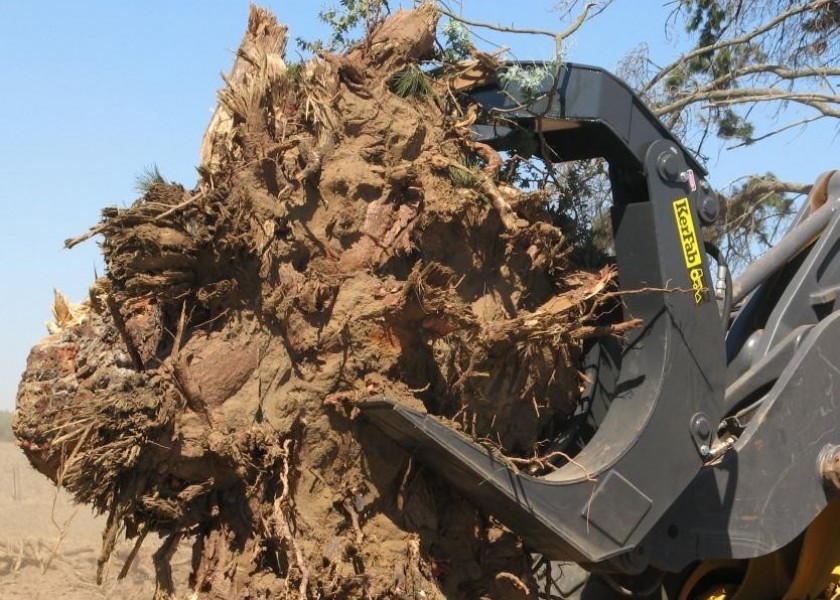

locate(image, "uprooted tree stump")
[[14, 5, 629, 599]]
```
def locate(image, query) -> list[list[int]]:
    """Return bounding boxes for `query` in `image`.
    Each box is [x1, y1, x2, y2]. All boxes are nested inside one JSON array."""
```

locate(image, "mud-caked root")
[[15, 5, 631, 599]]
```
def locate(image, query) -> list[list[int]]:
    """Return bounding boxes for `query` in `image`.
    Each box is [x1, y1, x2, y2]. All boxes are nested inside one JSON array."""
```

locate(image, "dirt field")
[[0, 442, 190, 599]]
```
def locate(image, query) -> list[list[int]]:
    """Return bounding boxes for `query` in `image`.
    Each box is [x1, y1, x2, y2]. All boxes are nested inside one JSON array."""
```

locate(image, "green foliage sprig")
[[297, 0, 390, 53]]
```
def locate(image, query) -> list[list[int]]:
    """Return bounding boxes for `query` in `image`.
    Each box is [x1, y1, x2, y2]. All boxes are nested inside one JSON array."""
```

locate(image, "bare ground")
[[0, 442, 190, 599]]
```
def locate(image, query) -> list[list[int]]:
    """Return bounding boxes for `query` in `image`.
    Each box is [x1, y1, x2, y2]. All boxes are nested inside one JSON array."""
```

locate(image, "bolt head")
[[819, 444, 840, 488], [692, 414, 712, 439], [698, 194, 720, 225], [657, 150, 682, 182]]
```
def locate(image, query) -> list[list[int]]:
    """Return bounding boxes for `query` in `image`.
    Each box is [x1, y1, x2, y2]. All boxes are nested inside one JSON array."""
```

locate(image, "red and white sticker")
[[686, 169, 697, 192]]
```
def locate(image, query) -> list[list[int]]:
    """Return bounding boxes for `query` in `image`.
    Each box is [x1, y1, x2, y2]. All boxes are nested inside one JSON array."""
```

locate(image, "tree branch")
[[654, 86, 840, 118], [434, 4, 560, 39], [724, 178, 810, 218], [641, 0, 831, 94], [725, 115, 825, 149], [679, 63, 840, 100], [433, 1, 601, 45]]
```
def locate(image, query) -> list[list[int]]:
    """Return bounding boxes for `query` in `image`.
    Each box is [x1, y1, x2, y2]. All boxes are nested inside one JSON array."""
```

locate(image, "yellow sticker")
[[673, 198, 702, 268], [673, 198, 706, 304]]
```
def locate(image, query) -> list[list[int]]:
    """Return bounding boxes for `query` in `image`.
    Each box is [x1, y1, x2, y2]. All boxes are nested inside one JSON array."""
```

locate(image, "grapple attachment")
[[360, 63, 726, 570]]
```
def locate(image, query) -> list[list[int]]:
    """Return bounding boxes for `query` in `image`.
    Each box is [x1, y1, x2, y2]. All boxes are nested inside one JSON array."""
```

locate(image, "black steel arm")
[[471, 62, 707, 178]]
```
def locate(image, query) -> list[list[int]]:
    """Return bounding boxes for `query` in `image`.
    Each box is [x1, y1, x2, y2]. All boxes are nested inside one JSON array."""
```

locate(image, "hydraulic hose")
[[730, 198, 835, 304], [705, 241, 732, 336]]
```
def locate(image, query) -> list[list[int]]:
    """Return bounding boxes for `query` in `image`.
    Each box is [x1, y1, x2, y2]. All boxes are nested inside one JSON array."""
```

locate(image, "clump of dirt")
[[14, 6, 624, 599]]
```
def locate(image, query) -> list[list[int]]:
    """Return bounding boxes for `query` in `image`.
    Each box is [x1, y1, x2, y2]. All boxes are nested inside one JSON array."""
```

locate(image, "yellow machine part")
[[681, 495, 840, 600]]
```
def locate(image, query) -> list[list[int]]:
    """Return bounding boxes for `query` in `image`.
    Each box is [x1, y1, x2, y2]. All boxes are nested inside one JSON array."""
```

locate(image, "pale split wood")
[[46, 289, 90, 334], [200, 5, 289, 176]]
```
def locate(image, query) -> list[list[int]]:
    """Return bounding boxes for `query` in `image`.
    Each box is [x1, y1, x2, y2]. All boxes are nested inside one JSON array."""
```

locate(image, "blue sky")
[[1, 1, 836, 410]]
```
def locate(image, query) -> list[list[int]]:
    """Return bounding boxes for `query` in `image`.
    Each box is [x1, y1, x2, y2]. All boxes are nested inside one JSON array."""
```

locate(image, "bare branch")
[[557, 2, 601, 42], [679, 63, 840, 100], [725, 115, 825, 149], [433, 1, 601, 45], [434, 4, 561, 39], [654, 86, 840, 118]]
